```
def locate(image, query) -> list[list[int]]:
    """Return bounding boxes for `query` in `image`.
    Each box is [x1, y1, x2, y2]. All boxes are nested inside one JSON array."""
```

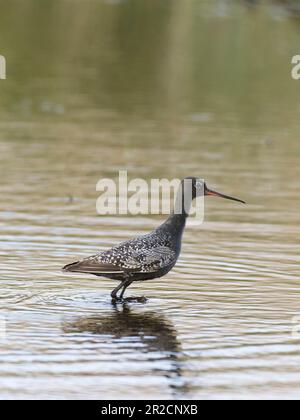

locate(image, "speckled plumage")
[[63, 178, 195, 299], [63, 219, 183, 282], [63, 177, 244, 299]]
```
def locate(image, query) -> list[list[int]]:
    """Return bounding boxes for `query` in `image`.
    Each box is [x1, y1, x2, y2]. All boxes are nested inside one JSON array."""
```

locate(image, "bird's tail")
[[62, 259, 123, 275], [63, 261, 82, 272]]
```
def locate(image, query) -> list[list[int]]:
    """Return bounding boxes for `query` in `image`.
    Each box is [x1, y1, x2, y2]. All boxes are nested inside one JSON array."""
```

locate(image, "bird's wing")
[[123, 246, 176, 273], [63, 246, 176, 275]]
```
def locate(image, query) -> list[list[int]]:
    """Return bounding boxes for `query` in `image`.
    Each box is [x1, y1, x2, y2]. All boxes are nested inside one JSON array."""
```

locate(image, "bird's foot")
[[111, 296, 148, 304], [111, 296, 122, 304], [123, 296, 148, 304]]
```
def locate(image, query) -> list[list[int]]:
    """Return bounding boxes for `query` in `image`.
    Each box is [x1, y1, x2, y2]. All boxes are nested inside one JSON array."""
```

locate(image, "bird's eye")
[[196, 180, 203, 189]]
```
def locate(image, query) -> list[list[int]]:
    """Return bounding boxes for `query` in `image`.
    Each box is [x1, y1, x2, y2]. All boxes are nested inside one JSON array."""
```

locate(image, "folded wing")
[[63, 246, 176, 276]]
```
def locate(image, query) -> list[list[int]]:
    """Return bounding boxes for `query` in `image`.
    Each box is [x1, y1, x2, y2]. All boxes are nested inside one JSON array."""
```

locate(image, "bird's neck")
[[173, 186, 193, 218], [159, 189, 192, 236], [162, 212, 187, 234]]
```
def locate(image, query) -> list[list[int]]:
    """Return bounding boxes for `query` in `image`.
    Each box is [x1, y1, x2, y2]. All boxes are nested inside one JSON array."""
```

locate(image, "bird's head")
[[183, 177, 245, 204]]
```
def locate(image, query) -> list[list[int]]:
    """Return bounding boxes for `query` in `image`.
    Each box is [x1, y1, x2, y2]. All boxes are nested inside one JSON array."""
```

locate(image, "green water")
[[0, 0, 300, 399]]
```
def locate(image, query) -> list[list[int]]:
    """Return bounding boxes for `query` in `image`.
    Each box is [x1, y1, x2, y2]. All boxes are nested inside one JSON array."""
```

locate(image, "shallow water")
[[1, 0, 300, 399]]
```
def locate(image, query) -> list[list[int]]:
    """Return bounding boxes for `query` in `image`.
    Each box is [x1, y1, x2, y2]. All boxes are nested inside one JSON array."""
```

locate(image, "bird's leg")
[[119, 280, 133, 299], [111, 281, 126, 300]]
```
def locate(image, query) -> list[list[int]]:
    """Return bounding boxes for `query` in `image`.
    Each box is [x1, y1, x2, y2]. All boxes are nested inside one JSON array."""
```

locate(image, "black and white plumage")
[[63, 219, 183, 299], [63, 177, 245, 300]]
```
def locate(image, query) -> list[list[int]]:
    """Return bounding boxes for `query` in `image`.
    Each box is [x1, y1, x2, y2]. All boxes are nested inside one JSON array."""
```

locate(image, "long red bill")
[[206, 189, 246, 204]]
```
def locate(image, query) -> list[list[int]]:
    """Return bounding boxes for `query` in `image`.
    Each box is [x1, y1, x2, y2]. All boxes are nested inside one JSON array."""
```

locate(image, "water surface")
[[0, 0, 300, 399]]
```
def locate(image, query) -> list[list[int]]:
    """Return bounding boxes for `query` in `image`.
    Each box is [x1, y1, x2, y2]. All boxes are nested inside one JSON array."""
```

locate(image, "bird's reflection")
[[63, 303, 189, 397]]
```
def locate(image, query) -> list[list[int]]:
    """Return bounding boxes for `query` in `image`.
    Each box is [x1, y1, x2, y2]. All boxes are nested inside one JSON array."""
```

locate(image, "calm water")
[[1, 0, 300, 399]]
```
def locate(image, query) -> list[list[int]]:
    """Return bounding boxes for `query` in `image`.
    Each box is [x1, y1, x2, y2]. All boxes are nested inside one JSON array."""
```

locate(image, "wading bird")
[[63, 178, 245, 300]]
